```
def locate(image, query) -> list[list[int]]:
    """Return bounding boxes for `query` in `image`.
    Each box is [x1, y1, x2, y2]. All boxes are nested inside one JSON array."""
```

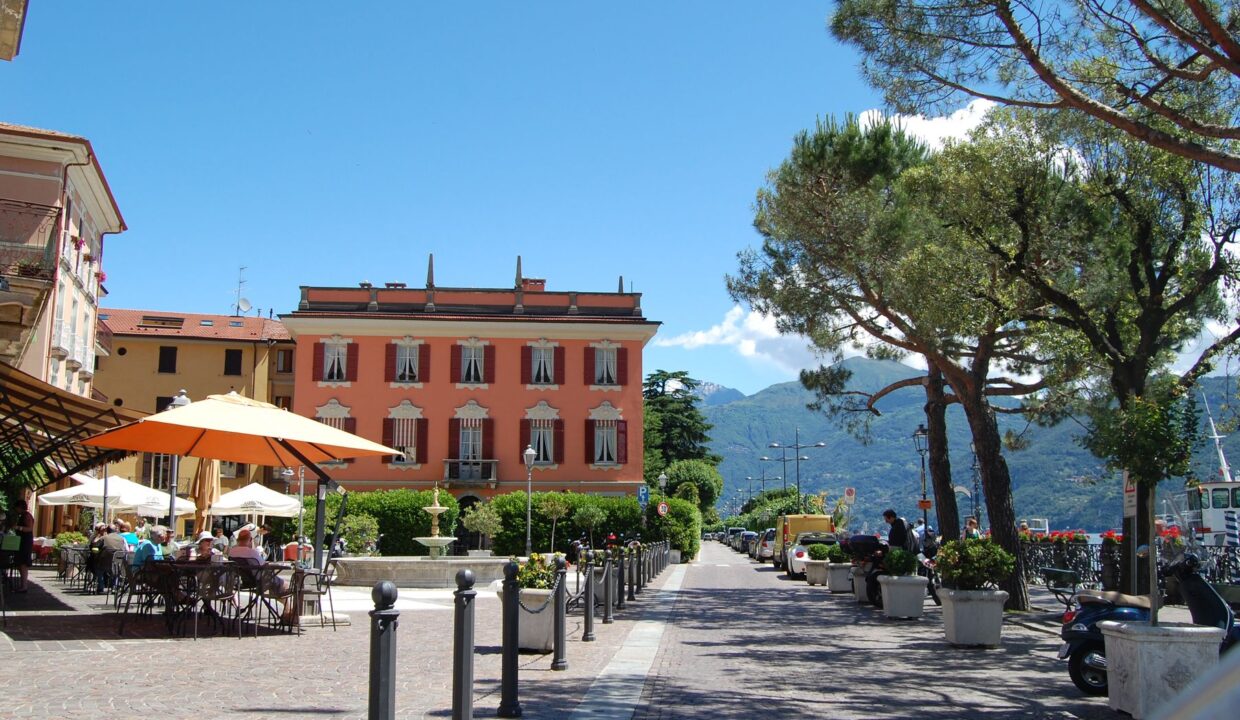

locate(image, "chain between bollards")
[[369, 581, 399, 720], [552, 555, 568, 671], [452, 569, 476, 720], [602, 553, 614, 624], [582, 550, 596, 641], [497, 560, 522, 717]]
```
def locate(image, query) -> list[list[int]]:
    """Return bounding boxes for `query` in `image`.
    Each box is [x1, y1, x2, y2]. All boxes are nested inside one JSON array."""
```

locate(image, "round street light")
[[523, 445, 537, 557], [658, 472, 668, 495], [913, 424, 930, 528]]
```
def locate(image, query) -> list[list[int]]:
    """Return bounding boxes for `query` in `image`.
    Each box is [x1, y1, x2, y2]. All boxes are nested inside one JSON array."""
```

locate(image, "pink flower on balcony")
[[96, 271, 107, 283]]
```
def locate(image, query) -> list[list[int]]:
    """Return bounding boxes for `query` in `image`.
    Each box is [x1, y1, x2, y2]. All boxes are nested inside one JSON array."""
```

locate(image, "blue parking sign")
[[638, 485, 650, 509]]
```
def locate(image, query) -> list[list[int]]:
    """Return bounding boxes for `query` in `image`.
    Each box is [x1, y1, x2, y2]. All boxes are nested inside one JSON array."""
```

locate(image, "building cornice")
[[281, 316, 659, 344]]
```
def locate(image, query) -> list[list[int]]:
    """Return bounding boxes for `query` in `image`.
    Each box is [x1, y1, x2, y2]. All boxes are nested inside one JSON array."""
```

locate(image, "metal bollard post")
[[627, 547, 637, 600], [369, 581, 400, 720], [552, 555, 568, 671], [618, 548, 629, 608], [602, 553, 614, 624], [452, 569, 477, 720], [582, 550, 596, 641], [636, 543, 644, 593], [497, 561, 522, 718]]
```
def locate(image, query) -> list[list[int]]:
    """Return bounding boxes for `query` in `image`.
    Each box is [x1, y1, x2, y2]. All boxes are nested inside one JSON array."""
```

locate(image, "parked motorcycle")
[[916, 552, 942, 606], [1058, 553, 1239, 696]]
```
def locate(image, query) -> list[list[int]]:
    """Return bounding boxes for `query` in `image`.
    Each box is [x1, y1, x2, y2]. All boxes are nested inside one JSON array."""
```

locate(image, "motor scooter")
[[1058, 553, 1239, 696], [915, 552, 942, 606]]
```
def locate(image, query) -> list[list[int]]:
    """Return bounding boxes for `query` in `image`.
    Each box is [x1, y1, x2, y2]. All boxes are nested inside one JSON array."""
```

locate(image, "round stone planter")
[[825, 563, 853, 593], [878, 575, 927, 619], [1099, 620, 1224, 719], [497, 587, 555, 652], [851, 567, 869, 604], [940, 589, 1009, 647], [804, 560, 829, 586]]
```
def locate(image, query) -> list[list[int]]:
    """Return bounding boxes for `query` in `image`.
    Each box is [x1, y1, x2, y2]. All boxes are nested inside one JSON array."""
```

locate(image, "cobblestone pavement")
[[2, 566, 659, 719], [632, 542, 1121, 720]]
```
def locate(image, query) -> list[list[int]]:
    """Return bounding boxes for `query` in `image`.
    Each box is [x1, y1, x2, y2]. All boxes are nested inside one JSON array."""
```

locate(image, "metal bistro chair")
[[190, 564, 240, 639], [234, 562, 283, 636], [301, 560, 339, 631], [116, 562, 166, 635]]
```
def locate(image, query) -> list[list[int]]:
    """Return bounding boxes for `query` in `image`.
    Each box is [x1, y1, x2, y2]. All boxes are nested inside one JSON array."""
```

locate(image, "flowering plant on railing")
[[96, 271, 107, 283], [1100, 530, 1123, 545], [71, 236, 85, 250], [1159, 525, 1184, 547]]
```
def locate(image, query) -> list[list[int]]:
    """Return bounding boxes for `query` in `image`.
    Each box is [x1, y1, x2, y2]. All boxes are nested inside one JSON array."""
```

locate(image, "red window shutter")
[[312, 342, 324, 381], [584, 347, 595, 385], [416, 418, 429, 464], [481, 418, 494, 459], [448, 418, 461, 459], [520, 419, 531, 461], [553, 419, 564, 464], [382, 418, 394, 463], [450, 345, 461, 383], [346, 343, 359, 382], [418, 344, 431, 383], [521, 346, 531, 385], [484, 346, 496, 384], [384, 345, 397, 383], [616, 348, 628, 386], [553, 347, 565, 385], [616, 420, 628, 464], [585, 419, 595, 464]]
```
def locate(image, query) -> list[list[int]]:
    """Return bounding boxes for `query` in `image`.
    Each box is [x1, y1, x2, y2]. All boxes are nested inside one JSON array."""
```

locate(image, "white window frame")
[[531, 420, 554, 464], [396, 344, 419, 383], [387, 401, 424, 469], [595, 347, 618, 385], [220, 461, 240, 479], [324, 343, 347, 382], [593, 421, 618, 465], [459, 423, 482, 461], [461, 345, 484, 385], [531, 346, 554, 385]]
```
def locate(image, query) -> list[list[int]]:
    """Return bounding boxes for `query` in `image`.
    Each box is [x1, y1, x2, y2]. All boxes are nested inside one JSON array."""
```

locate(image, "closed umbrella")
[[189, 458, 221, 535]]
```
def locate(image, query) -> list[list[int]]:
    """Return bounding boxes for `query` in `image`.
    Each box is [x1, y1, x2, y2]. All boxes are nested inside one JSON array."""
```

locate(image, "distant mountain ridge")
[[694, 381, 746, 406], [701, 357, 1238, 532]]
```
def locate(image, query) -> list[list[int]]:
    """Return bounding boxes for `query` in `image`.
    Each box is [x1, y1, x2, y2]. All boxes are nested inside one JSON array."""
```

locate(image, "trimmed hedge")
[[292, 489, 460, 556], [488, 491, 701, 559]]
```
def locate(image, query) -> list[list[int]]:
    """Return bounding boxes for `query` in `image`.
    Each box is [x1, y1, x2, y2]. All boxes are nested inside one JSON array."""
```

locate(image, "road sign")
[[917, 499, 933, 510], [1123, 472, 1137, 518], [657, 501, 669, 517], [638, 485, 650, 509], [843, 487, 856, 505]]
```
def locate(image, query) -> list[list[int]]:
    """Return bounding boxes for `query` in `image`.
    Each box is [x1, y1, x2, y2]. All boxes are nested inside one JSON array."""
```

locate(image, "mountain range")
[[700, 357, 1239, 532]]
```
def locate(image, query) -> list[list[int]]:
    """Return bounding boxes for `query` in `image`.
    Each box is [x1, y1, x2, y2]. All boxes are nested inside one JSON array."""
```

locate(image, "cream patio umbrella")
[[189, 458, 222, 535], [82, 391, 398, 566], [38, 476, 195, 517], [207, 482, 301, 518]]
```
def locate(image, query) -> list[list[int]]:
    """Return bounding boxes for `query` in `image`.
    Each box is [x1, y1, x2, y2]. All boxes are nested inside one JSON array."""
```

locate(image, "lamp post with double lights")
[[524, 445, 537, 557], [759, 454, 787, 494], [912, 424, 930, 529], [769, 428, 825, 513], [165, 390, 191, 533]]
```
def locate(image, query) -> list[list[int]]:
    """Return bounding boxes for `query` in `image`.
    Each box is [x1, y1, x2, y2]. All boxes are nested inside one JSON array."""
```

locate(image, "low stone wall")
[[334, 556, 511, 588]]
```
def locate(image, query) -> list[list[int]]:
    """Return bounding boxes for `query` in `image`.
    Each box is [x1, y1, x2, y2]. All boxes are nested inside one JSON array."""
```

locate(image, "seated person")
[[228, 528, 265, 565], [181, 531, 222, 562], [211, 525, 229, 553], [118, 520, 139, 547], [131, 526, 166, 567]]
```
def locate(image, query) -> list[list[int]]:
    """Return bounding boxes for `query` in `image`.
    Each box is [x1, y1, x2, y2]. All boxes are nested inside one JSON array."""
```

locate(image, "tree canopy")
[[643, 370, 722, 474]]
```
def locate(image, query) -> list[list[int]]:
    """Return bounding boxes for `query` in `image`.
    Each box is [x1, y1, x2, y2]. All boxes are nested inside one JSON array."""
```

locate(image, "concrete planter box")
[[467, 549, 494, 557], [941, 589, 1008, 647], [851, 567, 869, 604], [826, 563, 853, 593], [1099, 621, 1223, 719], [804, 560, 829, 586], [669, 549, 682, 564], [334, 556, 510, 588], [878, 575, 926, 619], [497, 586, 556, 652]]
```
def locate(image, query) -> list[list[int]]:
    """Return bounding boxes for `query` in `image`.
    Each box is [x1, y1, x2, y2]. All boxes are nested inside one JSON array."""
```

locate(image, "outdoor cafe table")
[[147, 560, 296, 636]]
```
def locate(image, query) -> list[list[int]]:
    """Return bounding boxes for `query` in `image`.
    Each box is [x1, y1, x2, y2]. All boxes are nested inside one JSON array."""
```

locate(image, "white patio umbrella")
[[208, 482, 301, 518], [37, 476, 195, 517]]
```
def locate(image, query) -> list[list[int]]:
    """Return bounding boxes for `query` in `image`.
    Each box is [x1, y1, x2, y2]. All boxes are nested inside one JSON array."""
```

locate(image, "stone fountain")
[[414, 484, 456, 559]]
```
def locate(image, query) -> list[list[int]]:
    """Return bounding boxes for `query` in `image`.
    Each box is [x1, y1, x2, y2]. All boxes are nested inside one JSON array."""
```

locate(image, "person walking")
[[8, 499, 35, 592], [961, 517, 981, 540]]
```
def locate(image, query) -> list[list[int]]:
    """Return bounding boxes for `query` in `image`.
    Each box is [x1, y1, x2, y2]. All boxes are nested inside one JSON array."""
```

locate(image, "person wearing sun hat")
[[184, 530, 221, 561]]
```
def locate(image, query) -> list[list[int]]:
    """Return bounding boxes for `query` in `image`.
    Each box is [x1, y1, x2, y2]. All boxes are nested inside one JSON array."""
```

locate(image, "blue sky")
[[3, 2, 953, 394]]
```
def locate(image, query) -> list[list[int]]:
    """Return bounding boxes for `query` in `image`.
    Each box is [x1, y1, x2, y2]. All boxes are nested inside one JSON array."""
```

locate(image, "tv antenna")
[[234, 266, 250, 316]]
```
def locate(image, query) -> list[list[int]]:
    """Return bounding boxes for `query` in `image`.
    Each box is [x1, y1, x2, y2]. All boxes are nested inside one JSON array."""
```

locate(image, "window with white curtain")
[[461, 346, 483, 384], [459, 422, 482, 460], [532, 347, 554, 384], [325, 343, 347, 381], [531, 420, 554, 463], [595, 347, 617, 385], [594, 420, 618, 464], [396, 345, 419, 383]]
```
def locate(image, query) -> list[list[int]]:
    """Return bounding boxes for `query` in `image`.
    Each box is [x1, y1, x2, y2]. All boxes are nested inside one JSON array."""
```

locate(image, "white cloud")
[[859, 99, 996, 149]]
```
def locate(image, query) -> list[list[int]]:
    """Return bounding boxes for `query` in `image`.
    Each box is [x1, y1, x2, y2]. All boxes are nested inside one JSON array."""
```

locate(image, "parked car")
[[736, 530, 758, 553], [725, 526, 746, 547], [774, 514, 837, 570], [785, 531, 838, 579], [755, 528, 777, 561], [746, 532, 761, 558]]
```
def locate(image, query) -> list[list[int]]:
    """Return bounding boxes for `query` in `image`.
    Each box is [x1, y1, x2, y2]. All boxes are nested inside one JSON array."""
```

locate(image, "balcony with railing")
[[442, 459, 499, 487], [76, 340, 96, 379], [64, 332, 85, 370], [48, 318, 69, 359], [94, 319, 113, 355], [0, 199, 60, 365]]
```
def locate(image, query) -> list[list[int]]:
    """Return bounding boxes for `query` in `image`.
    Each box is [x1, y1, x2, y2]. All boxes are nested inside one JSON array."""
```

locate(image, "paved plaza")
[[2, 545, 1135, 719]]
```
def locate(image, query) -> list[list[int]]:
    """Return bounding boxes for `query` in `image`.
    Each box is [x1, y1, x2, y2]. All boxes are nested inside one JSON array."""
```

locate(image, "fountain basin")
[[333, 556, 511, 588]]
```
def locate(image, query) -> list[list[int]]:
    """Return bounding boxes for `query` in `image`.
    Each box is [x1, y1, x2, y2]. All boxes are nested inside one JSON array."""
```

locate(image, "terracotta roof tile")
[[100, 308, 291, 342], [0, 121, 88, 141]]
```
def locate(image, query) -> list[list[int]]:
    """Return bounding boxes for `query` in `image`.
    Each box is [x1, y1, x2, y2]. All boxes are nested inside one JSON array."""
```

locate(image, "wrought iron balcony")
[[442, 458, 498, 484]]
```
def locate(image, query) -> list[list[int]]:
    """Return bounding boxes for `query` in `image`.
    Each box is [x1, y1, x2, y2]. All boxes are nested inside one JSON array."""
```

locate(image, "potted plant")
[[935, 538, 1015, 647], [497, 553, 560, 652], [461, 502, 502, 557], [877, 549, 927, 619], [804, 543, 831, 586], [823, 543, 853, 593], [1099, 530, 1123, 590]]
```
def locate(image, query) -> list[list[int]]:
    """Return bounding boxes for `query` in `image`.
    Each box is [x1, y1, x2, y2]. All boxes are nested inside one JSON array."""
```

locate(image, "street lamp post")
[[759, 454, 787, 494], [913, 424, 929, 529], [524, 445, 537, 557], [769, 427, 825, 513], [969, 442, 982, 526], [658, 472, 668, 497], [165, 390, 191, 534]]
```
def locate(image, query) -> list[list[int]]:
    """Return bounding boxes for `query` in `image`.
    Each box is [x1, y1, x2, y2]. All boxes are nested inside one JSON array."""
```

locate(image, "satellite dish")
[[237, 298, 252, 313]]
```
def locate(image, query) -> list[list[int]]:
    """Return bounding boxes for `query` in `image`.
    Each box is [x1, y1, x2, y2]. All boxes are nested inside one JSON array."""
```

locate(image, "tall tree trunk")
[[924, 361, 960, 542], [956, 388, 1029, 611]]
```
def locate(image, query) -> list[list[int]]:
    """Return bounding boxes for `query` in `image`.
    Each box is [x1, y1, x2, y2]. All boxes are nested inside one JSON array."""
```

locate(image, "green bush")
[[54, 531, 88, 547], [299, 489, 459, 556], [884, 548, 918, 576], [936, 538, 1015, 590], [824, 543, 850, 563], [806, 543, 832, 561], [338, 513, 380, 555], [461, 502, 503, 550]]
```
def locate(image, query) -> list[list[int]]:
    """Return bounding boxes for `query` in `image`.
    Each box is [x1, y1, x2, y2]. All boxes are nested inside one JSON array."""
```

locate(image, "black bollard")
[[497, 561, 522, 718], [627, 546, 637, 600], [552, 555, 568, 671], [369, 581, 400, 720], [617, 548, 628, 608], [602, 553, 614, 624], [582, 550, 596, 641], [637, 543, 644, 593], [452, 569, 476, 720]]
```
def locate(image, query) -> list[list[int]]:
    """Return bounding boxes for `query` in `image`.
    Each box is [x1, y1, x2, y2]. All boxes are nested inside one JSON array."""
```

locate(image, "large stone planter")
[[467, 549, 494, 557], [1100, 548, 1122, 591], [941, 589, 1009, 647], [1098, 620, 1223, 719], [826, 563, 853, 593], [497, 587, 555, 652], [878, 575, 927, 619], [669, 549, 682, 564], [591, 566, 616, 603], [851, 567, 869, 604], [804, 560, 829, 586]]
